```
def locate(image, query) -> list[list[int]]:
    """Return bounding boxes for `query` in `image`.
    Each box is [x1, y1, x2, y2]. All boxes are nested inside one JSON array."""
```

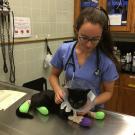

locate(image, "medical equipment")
[[0, 0, 15, 83], [64, 41, 100, 80]]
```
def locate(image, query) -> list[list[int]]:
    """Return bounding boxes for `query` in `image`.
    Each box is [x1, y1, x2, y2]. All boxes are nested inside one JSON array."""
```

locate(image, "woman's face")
[[77, 22, 102, 53]]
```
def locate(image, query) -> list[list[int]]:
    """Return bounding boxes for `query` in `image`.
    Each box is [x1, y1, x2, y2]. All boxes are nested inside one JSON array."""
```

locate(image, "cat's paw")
[[36, 106, 49, 116], [19, 100, 31, 113]]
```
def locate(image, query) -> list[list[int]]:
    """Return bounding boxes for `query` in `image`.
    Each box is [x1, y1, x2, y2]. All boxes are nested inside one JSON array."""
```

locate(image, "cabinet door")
[[131, 0, 135, 32], [118, 87, 135, 116], [100, 0, 133, 32], [74, 0, 134, 32], [74, 0, 102, 23], [120, 74, 135, 88], [104, 86, 119, 112]]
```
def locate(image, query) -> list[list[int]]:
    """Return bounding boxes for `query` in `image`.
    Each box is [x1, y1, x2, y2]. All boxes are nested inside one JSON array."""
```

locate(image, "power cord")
[[0, 1, 15, 83]]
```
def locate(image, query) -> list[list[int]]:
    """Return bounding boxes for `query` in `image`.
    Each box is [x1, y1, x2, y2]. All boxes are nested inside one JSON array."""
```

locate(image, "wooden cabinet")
[[104, 85, 119, 112], [117, 87, 135, 116], [131, 0, 135, 32], [104, 74, 135, 116], [74, 0, 135, 32], [120, 74, 135, 88], [101, 0, 133, 32], [74, 0, 102, 22], [104, 78, 120, 112], [117, 74, 135, 116]]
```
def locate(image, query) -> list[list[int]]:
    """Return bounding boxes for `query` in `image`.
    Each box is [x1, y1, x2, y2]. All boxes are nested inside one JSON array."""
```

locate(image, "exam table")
[[0, 81, 135, 135]]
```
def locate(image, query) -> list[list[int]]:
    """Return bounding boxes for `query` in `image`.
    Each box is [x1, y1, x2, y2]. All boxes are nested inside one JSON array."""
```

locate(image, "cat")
[[67, 88, 90, 109], [16, 89, 91, 119]]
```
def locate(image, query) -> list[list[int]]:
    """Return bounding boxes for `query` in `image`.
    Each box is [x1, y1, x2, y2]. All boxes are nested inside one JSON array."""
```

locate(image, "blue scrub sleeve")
[[101, 62, 119, 82], [50, 46, 63, 69]]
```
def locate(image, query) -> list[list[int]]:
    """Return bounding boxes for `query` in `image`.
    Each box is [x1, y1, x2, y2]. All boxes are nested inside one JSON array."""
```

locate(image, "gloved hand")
[[60, 101, 72, 112]]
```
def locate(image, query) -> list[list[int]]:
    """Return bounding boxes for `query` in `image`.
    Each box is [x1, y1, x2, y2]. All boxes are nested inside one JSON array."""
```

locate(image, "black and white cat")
[[16, 88, 91, 119]]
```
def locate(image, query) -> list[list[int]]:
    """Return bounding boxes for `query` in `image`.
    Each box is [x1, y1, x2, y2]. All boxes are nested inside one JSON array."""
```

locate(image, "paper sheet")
[[109, 14, 122, 25], [14, 17, 31, 38], [0, 90, 26, 110]]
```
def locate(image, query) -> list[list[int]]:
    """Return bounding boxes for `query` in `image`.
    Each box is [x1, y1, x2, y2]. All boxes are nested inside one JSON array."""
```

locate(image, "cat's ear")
[[67, 88, 73, 92], [85, 89, 91, 94]]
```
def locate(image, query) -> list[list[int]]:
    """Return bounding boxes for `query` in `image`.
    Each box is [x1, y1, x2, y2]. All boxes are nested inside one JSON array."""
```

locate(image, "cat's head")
[[67, 88, 90, 109]]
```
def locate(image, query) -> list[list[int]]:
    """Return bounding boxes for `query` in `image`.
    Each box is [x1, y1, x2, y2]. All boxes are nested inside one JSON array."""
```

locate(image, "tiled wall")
[[9, 0, 74, 39], [0, 39, 66, 88], [0, 0, 74, 88]]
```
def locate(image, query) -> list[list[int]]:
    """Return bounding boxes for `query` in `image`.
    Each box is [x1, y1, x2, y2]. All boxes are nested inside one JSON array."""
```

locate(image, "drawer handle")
[[129, 76, 135, 79], [128, 84, 135, 88]]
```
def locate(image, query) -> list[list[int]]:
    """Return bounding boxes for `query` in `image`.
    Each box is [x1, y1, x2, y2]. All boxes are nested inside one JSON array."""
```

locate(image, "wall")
[[0, 0, 74, 89], [10, 0, 74, 39]]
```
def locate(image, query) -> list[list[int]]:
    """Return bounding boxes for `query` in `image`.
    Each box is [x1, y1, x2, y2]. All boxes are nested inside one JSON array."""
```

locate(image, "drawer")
[[115, 78, 120, 85], [120, 74, 135, 88]]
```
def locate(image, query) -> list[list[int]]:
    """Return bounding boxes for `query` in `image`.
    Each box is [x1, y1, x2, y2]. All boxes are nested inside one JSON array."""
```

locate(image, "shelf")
[[112, 32, 135, 42]]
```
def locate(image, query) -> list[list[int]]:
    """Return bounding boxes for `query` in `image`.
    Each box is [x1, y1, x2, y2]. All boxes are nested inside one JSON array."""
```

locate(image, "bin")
[[22, 77, 47, 91]]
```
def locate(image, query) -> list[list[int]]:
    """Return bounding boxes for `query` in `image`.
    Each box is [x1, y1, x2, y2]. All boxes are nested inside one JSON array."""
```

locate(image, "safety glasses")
[[78, 35, 101, 45]]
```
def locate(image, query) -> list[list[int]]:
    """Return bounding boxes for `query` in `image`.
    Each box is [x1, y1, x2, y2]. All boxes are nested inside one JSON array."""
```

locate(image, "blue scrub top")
[[51, 41, 119, 95]]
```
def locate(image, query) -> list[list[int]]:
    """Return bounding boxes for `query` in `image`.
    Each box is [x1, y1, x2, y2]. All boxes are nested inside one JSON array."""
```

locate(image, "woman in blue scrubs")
[[49, 7, 119, 115]]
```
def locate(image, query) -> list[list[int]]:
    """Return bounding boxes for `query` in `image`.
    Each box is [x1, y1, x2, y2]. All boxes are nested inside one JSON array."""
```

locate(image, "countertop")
[[0, 81, 135, 135]]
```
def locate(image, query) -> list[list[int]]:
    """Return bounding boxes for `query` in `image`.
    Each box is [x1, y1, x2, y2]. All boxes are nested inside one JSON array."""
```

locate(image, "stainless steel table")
[[0, 81, 135, 135]]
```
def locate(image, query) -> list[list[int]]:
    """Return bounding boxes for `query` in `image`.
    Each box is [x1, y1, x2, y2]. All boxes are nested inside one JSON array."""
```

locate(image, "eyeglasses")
[[78, 36, 101, 45]]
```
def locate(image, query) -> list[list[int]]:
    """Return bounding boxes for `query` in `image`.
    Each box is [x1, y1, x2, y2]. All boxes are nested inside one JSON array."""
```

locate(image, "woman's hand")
[[55, 89, 64, 104], [48, 66, 64, 104]]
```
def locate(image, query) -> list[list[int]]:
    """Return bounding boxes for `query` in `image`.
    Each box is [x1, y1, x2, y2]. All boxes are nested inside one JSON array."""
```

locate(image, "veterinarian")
[[49, 7, 119, 115]]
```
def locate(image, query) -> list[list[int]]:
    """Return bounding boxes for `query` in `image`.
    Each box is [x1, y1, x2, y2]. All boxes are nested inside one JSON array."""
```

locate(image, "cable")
[[6, 11, 15, 83], [0, 12, 8, 73], [45, 38, 52, 55], [0, 1, 15, 83], [9, 11, 15, 83]]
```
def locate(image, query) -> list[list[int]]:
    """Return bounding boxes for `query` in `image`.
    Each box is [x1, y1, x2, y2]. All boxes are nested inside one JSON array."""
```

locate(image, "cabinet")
[[74, 0, 102, 22], [104, 74, 135, 116], [118, 87, 135, 116], [74, 0, 135, 32], [117, 74, 135, 116], [104, 82, 119, 112]]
